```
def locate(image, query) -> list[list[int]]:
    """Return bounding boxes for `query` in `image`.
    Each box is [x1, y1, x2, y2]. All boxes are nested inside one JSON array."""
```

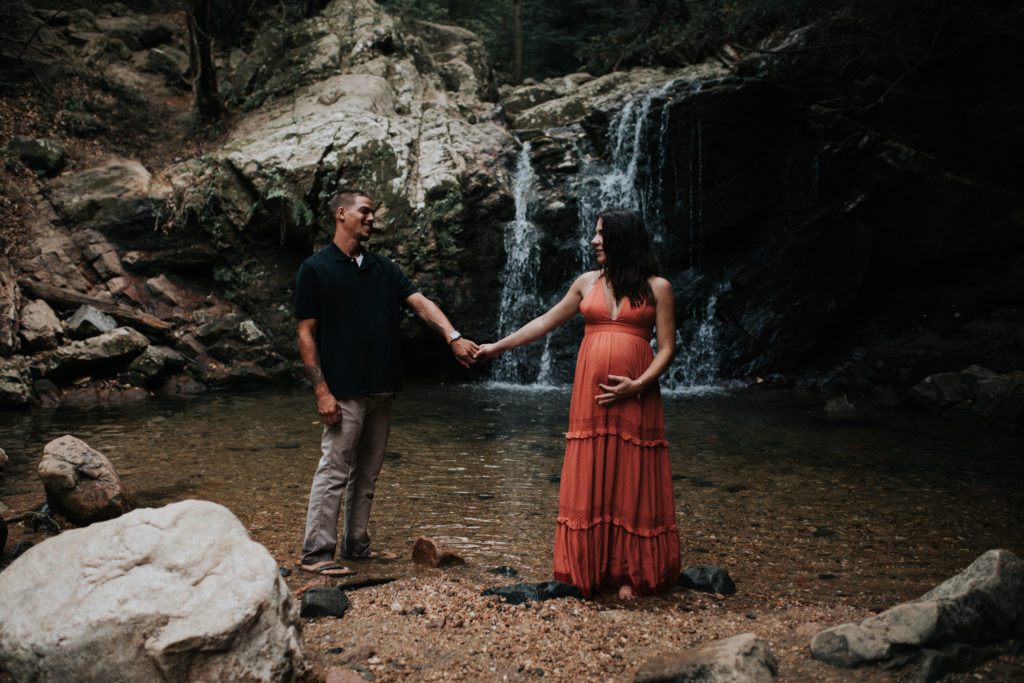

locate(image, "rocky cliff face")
[[1, 0, 1022, 419]]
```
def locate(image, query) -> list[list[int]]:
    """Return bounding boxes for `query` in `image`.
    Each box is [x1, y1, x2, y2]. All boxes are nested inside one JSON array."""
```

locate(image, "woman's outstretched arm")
[[475, 272, 596, 361], [596, 277, 676, 405]]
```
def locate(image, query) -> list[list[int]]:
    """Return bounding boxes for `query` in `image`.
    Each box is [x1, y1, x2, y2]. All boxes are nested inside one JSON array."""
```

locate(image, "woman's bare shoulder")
[[572, 270, 602, 291], [649, 276, 674, 301]]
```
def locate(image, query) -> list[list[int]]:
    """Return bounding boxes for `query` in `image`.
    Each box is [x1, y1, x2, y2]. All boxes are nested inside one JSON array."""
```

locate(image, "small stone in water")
[[275, 442, 300, 449], [812, 527, 837, 537], [279, 567, 292, 577]]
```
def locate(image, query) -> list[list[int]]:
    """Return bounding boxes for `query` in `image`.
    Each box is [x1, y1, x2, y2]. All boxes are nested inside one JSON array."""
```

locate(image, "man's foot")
[[300, 560, 357, 576], [345, 549, 397, 561], [618, 584, 638, 600]]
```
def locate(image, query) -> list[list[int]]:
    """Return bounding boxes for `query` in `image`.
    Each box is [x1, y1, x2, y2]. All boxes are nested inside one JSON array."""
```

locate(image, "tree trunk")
[[513, 0, 523, 84], [185, 0, 220, 118]]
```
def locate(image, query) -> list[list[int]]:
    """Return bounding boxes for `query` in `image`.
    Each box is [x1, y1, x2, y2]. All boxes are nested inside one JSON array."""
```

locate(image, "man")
[[295, 189, 478, 576]]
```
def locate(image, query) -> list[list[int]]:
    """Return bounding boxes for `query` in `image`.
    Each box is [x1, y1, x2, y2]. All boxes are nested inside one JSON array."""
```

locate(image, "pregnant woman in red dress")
[[475, 209, 680, 599]]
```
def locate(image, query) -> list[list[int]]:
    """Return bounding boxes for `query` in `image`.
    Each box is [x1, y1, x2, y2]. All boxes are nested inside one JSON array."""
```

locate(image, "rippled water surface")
[[2, 382, 1021, 604]]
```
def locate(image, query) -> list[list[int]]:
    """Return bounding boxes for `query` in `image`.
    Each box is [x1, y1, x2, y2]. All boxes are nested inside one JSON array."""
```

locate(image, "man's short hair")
[[329, 189, 371, 214]]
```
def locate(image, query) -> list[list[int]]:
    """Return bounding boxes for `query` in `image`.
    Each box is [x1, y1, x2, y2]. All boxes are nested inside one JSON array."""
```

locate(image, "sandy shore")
[[288, 564, 1022, 682]]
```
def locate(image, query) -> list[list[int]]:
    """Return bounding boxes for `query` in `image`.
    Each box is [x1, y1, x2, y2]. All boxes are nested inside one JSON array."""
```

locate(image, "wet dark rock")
[[279, 568, 292, 577], [38, 434, 136, 525], [125, 345, 186, 385], [300, 587, 351, 618], [476, 492, 494, 499], [0, 357, 33, 408], [691, 479, 716, 487], [812, 527, 837, 537], [6, 136, 66, 176], [487, 566, 519, 577], [547, 475, 560, 483], [635, 632, 777, 683], [481, 580, 582, 605], [66, 304, 118, 339], [412, 536, 465, 567], [680, 566, 737, 595], [811, 549, 1024, 670], [275, 442, 300, 449], [32, 379, 60, 407], [725, 485, 748, 493]]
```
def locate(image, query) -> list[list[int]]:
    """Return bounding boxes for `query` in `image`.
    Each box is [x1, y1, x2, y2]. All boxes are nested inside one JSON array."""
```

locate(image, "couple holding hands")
[[295, 190, 679, 600]]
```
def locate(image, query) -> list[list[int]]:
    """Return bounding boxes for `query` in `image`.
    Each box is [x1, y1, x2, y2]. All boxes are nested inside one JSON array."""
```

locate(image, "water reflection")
[[2, 383, 1021, 603]]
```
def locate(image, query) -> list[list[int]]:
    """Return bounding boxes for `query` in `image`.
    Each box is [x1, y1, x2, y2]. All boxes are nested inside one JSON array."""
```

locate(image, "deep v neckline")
[[600, 279, 628, 322]]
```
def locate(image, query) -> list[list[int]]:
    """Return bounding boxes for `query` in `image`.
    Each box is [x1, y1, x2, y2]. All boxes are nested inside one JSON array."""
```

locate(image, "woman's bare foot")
[[618, 584, 637, 600]]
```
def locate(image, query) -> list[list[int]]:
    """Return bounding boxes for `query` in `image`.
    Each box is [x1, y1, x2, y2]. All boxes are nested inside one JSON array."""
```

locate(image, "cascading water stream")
[[490, 81, 729, 391], [491, 143, 549, 385]]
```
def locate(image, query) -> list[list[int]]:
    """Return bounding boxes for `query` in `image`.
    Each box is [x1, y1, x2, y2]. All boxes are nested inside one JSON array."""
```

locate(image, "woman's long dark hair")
[[599, 209, 659, 306]]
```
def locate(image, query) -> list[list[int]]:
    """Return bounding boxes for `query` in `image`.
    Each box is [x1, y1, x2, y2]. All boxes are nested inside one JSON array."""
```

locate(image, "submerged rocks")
[[635, 633, 778, 683], [0, 500, 309, 681], [38, 435, 135, 525], [811, 549, 1024, 671]]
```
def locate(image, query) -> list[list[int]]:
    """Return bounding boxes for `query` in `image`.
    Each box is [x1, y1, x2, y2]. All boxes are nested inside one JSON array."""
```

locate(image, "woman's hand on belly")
[[595, 374, 643, 406]]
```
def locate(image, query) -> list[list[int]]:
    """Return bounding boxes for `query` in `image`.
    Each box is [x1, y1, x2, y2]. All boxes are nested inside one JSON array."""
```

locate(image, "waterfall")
[[663, 280, 730, 394], [573, 80, 726, 392], [491, 144, 549, 385], [490, 81, 728, 391]]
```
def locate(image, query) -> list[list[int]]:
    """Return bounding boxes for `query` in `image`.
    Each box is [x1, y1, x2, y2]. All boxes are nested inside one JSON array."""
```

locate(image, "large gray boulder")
[[38, 434, 136, 525], [635, 633, 777, 682], [810, 549, 1024, 669], [0, 500, 309, 681], [34, 326, 149, 381], [44, 156, 156, 244]]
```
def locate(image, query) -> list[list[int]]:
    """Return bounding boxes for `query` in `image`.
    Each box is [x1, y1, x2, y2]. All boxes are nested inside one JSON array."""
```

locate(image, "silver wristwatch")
[[447, 330, 462, 344]]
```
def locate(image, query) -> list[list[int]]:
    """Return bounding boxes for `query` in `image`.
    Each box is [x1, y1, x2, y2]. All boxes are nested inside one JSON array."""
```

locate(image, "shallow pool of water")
[[2, 382, 1021, 606]]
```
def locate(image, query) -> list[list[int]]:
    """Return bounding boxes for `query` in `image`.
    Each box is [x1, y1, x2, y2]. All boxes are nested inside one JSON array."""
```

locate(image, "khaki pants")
[[301, 393, 394, 564]]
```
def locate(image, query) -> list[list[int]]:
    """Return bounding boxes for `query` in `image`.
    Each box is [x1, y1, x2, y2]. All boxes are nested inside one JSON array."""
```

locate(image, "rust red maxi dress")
[[553, 281, 681, 598]]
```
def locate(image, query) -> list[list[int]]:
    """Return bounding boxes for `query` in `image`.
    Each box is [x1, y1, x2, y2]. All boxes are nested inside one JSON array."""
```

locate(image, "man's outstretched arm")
[[405, 292, 479, 368]]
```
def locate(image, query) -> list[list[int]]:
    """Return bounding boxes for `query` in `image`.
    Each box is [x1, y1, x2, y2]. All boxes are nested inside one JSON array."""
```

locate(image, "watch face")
[[449, 331, 461, 341]]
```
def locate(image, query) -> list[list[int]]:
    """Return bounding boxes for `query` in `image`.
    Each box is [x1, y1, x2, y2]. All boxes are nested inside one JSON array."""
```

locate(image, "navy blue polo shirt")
[[294, 243, 418, 399]]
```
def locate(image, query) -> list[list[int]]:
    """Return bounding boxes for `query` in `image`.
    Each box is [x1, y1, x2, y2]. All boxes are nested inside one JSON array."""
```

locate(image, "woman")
[[475, 209, 681, 599]]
